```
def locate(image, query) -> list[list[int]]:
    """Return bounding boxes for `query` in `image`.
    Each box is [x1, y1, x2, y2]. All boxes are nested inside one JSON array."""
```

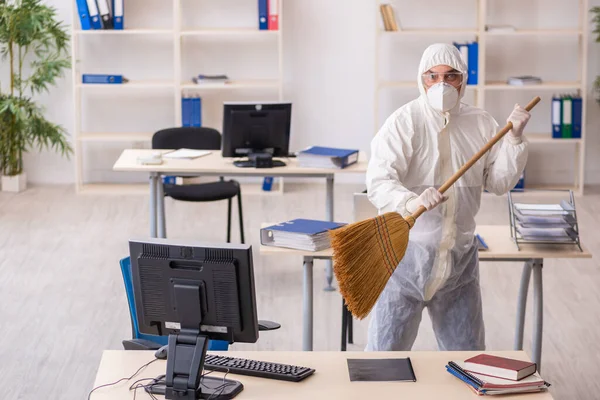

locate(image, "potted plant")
[[592, 7, 600, 103], [0, 0, 72, 192]]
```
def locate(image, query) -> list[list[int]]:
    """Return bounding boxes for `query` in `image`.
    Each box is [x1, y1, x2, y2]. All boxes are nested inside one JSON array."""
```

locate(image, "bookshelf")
[[71, 0, 284, 194], [375, 0, 589, 195]]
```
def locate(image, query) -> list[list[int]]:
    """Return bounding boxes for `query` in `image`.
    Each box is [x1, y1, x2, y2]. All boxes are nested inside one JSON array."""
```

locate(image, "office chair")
[[152, 127, 245, 243], [120, 257, 280, 351]]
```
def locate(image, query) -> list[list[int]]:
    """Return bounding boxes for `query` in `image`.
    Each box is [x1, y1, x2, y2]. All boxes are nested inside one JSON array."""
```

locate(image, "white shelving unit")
[[71, 1, 284, 194], [375, 0, 589, 195]]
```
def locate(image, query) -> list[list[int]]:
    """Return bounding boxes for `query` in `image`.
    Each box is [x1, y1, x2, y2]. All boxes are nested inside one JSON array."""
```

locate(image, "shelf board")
[[75, 29, 173, 35], [181, 79, 280, 90], [379, 29, 478, 35], [484, 29, 582, 36], [484, 82, 581, 90], [78, 183, 148, 195], [181, 28, 279, 37], [78, 132, 153, 142], [77, 80, 174, 89], [527, 134, 582, 144], [522, 184, 580, 193]]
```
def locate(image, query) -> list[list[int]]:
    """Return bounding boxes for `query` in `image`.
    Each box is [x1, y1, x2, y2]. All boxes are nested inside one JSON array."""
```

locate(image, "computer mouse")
[[258, 320, 281, 331], [155, 345, 169, 360]]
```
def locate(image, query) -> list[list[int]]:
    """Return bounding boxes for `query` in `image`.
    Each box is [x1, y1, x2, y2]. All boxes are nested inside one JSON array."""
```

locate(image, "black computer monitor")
[[129, 238, 259, 400], [221, 102, 292, 168]]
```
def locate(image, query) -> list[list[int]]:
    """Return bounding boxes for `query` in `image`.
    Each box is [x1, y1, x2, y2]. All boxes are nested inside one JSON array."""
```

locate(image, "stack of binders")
[[76, 0, 124, 30], [552, 93, 583, 139], [260, 219, 346, 252], [258, 0, 279, 31], [453, 42, 478, 85], [297, 146, 359, 169]]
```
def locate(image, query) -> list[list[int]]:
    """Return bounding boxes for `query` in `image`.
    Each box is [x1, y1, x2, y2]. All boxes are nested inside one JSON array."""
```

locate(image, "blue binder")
[[82, 74, 126, 84], [551, 96, 562, 138], [86, 0, 103, 29], [467, 42, 478, 85], [262, 177, 274, 191], [298, 146, 359, 168], [113, 0, 124, 30], [181, 97, 192, 127], [190, 97, 202, 127], [572, 96, 582, 139], [258, 0, 269, 30], [75, 0, 92, 30]]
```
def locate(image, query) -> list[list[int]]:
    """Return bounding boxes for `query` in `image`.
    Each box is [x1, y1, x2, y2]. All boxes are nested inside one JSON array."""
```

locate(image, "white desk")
[[113, 149, 367, 290], [260, 224, 591, 370], [90, 350, 554, 399]]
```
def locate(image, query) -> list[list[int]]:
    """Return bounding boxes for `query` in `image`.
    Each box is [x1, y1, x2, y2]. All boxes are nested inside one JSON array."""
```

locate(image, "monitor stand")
[[233, 152, 286, 168], [149, 333, 243, 400]]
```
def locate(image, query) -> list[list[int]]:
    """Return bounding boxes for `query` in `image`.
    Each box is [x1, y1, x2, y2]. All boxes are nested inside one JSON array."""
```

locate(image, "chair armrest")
[[258, 320, 281, 331], [122, 339, 163, 351]]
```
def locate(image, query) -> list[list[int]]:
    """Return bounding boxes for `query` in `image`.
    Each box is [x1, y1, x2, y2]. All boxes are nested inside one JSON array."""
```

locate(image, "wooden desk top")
[[260, 224, 591, 261], [91, 350, 553, 400], [112, 149, 368, 175]]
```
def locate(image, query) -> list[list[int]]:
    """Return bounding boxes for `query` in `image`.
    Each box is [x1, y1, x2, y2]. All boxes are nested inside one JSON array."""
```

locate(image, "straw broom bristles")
[[329, 212, 415, 320]]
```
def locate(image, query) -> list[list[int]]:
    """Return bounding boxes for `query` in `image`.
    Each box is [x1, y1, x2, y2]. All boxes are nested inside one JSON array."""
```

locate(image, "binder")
[[262, 177, 274, 191], [467, 42, 478, 85], [112, 0, 124, 30], [268, 0, 279, 30], [96, 0, 113, 29], [260, 219, 347, 251], [258, 0, 268, 30], [86, 0, 103, 29], [82, 74, 126, 84], [571, 96, 582, 139], [561, 96, 572, 138], [190, 96, 202, 127], [551, 96, 562, 138], [181, 96, 192, 127], [298, 146, 359, 169], [75, 0, 92, 30]]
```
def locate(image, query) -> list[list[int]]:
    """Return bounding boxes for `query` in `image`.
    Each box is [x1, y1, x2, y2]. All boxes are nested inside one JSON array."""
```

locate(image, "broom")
[[330, 96, 541, 320]]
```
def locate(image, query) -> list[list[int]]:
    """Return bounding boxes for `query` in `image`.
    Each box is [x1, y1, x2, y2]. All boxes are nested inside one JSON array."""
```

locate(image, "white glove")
[[406, 187, 448, 213], [506, 103, 531, 145]]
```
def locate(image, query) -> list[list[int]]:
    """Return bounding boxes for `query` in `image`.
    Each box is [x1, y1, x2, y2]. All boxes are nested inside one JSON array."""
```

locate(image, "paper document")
[[163, 149, 212, 159]]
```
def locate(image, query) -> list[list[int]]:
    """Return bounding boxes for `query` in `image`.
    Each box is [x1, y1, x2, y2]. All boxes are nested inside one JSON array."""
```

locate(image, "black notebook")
[[347, 358, 417, 382]]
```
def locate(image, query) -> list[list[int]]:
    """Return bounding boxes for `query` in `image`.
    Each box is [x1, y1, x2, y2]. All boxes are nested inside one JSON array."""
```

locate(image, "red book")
[[268, 0, 278, 30], [464, 354, 537, 381]]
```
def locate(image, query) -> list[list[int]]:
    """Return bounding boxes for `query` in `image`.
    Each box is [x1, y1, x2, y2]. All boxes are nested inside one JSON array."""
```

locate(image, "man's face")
[[422, 65, 463, 92]]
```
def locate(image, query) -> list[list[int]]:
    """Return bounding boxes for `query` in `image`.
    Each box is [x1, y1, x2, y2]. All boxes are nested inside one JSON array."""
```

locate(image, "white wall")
[[3, 0, 600, 186]]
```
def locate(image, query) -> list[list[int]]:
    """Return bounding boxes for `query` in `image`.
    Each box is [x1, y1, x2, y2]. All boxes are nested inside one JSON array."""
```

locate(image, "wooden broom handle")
[[410, 96, 541, 220]]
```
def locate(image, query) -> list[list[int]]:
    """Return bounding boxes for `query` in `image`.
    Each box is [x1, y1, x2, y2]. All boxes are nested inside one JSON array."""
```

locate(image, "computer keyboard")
[[203, 354, 316, 382]]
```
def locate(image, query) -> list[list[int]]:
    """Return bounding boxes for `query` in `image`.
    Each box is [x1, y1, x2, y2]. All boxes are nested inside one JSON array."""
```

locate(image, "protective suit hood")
[[417, 43, 468, 113]]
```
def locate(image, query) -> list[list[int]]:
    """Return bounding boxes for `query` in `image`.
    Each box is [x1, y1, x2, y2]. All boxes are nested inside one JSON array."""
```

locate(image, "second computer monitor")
[[222, 102, 292, 164]]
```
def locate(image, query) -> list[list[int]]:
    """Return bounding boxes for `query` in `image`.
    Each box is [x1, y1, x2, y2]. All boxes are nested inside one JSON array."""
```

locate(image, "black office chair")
[[152, 127, 245, 243]]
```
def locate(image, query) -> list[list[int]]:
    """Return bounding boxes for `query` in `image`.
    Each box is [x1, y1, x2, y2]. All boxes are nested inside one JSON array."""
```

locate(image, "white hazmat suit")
[[365, 43, 529, 351]]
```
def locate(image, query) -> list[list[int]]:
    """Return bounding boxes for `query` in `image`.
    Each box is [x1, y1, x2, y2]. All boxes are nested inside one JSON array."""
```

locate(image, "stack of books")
[[514, 201, 577, 242], [446, 354, 550, 396], [507, 75, 542, 86], [297, 146, 359, 169], [260, 219, 346, 252]]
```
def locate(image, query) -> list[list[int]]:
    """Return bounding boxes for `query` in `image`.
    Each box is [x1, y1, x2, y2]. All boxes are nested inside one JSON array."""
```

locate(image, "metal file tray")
[[507, 189, 582, 251]]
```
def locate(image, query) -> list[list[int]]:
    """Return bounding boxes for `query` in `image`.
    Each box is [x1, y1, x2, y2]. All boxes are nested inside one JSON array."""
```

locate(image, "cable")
[[87, 358, 158, 400]]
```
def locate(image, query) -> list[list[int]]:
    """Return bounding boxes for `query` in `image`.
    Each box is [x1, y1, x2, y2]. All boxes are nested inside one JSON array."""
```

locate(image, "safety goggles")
[[421, 71, 465, 87]]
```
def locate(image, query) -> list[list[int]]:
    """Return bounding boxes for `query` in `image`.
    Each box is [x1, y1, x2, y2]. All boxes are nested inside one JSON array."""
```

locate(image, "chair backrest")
[[119, 257, 228, 350], [352, 192, 378, 222], [152, 127, 222, 151]]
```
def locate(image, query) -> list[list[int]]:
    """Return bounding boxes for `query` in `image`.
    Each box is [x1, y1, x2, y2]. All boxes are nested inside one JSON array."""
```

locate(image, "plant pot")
[[1, 172, 27, 192]]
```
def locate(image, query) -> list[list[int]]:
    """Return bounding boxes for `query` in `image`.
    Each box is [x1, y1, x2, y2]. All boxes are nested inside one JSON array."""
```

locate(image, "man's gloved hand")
[[506, 103, 531, 145], [406, 187, 448, 213]]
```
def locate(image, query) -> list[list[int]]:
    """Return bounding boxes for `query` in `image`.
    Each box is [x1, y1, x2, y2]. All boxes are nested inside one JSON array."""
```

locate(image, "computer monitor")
[[221, 102, 292, 168], [129, 238, 259, 400]]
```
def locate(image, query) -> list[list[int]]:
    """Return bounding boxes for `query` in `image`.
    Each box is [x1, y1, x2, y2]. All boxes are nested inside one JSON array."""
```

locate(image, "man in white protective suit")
[[365, 43, 530, 351]]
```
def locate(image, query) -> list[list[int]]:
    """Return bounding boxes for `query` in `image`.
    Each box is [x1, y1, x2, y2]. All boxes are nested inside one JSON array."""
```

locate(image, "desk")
[[113, 149, 367, 290], [260, 224, 591, 369], [90, 350, 553, 399]]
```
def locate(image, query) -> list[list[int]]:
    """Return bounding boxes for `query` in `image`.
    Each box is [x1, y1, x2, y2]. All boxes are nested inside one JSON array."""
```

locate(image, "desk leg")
[[149, 173, 158, 238], [532, 259, 544, 371], [324, 175, 335, 291], [303, 257, 314, 351], [157, 175, 166, 238], [514, 260, 532, 350]]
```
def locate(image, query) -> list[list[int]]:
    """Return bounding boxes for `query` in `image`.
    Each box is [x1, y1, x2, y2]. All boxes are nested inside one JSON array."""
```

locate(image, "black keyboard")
[[203, 354, 315, 382]]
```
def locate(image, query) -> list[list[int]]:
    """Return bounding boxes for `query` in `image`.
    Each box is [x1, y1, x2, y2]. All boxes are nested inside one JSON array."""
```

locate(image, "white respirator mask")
[[426, 82, 459, 113]]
